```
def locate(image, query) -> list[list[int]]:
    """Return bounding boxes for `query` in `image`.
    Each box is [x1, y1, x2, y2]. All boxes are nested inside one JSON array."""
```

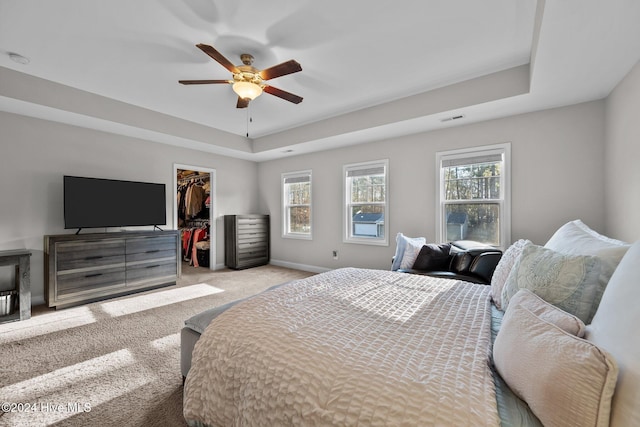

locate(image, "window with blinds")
[[282, 170, 312, 239], [436, 144, 510, 248], [343, 160, 389, 245]]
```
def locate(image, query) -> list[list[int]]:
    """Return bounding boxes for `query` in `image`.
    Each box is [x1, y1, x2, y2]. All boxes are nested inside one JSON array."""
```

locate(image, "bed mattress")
[[183, 268, 502, 426]]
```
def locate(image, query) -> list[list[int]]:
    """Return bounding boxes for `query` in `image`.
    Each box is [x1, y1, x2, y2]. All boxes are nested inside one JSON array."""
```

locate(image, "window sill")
[[282, 233, 312, 240]]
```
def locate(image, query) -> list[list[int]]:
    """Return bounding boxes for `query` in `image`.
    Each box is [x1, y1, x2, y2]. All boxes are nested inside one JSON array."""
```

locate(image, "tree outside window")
[[282, 171, 312, 239], [437, 144, 510, 248], [344, 160, 389, 245]]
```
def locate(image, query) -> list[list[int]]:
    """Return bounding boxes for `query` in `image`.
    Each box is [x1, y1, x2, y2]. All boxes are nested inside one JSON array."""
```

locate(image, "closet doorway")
[[174, 164, 216, 271]]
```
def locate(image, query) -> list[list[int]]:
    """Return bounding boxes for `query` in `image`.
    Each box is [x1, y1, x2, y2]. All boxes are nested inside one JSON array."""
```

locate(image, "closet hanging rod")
[[178, 173, 208, 183]]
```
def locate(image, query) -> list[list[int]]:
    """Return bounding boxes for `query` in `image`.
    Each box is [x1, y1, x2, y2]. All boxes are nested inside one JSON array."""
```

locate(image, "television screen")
[[64, 176, 166, 229]]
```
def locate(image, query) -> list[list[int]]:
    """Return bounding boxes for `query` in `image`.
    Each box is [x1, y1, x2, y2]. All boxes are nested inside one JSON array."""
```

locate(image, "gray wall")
[[605, 60, 640, 241], [258, 100, 607, 272], [0, 111, 259, 304]]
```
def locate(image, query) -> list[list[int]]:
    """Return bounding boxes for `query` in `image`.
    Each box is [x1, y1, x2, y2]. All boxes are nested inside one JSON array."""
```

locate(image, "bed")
[[182, 221, 640, 427]]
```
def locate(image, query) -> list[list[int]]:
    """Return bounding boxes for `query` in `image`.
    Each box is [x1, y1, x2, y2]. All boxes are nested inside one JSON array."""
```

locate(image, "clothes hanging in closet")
[[185, 183, 206, 218], [181, 226, 209, 267]]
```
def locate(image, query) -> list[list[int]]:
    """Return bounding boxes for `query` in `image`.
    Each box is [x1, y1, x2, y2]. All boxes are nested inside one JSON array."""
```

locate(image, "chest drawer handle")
[[85, 273, 103, 278], [145, 250, 160, 254], [145, 264, 160, 269], [85, 256, 103, 260]]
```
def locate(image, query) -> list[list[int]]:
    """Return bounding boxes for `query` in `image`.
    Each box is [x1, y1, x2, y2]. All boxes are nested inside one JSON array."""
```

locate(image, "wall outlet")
[[332, 250, 338, 260]]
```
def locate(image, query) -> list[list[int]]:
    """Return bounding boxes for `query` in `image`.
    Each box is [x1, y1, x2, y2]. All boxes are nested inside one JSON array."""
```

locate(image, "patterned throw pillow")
[[501, 244, 608, 324], [490, 239, 531, 310]]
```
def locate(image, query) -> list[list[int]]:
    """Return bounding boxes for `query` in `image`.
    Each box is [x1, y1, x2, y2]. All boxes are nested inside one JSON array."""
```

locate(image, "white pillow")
[[501, 243, 609, 324], [490, 239, 531, 310], [494, 301, 618, 427], [391, 233, 426, 271], [509, 289, 585, 337], [545, 219, 630, 272], [585, 240, 640, 427]]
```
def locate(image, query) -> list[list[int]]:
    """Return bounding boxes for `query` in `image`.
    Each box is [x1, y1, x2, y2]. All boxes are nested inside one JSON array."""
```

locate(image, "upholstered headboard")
[[586, 240, 640, 427]]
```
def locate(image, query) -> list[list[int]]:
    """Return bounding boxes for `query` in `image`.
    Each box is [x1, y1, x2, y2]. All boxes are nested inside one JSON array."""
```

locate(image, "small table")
[[0, 249, 32, 323]]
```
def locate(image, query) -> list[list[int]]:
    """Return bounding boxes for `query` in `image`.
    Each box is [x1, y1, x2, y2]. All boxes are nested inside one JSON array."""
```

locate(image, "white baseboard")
[[269, 259, 331, 274]]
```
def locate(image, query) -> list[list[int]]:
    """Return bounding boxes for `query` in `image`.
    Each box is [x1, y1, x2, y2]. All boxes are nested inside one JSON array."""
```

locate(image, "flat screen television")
[[64, 175, 166, 230]]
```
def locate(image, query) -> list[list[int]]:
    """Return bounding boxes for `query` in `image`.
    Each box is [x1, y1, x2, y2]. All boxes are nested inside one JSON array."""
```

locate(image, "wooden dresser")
[[224, 215, 269, 269], [44, 230, 180, 309]]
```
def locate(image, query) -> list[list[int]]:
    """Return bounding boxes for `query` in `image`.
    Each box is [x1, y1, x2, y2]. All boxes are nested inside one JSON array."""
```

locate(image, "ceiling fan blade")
[[236, 97, 250, 109], [259, 60, 302, 80], [179, 79, 231, 85], [263, 85, 303, 104], [196, 43, 239, 74]]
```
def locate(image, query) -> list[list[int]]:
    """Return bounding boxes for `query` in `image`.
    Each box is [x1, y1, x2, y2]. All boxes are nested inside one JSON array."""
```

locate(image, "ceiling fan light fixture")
[[232, 81, 263, 100]]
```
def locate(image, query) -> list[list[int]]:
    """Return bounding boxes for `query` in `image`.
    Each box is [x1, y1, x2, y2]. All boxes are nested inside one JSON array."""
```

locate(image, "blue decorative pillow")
[[501, 243, 609, 324], [391, 233, 426, 271]]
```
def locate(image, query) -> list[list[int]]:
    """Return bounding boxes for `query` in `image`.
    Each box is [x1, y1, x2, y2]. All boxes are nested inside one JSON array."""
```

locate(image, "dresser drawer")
[[238, 240, 268, 251], [126, 249, 176, 264], [237, 234, 268, 245], [237, 222, 268, 235], [57, 266, 126, 297], [236, 257, 269, 269], [126, 261, 177, 285], [238, 245, 268, 256], [56, 240, 125, 271], [237, 217, 268, 226], [127, 236, 177, 254]]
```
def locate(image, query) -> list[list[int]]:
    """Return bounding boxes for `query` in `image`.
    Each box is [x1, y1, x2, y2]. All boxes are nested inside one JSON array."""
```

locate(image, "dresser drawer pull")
[[85, 256, 103, 260], [145, 250, 160, 254], [145, 264, 161, 269], [85, 273, 103, 278]]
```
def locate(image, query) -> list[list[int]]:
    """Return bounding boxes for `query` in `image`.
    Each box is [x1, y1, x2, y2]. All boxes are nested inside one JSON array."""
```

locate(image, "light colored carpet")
[[0, 264, 314, 427]]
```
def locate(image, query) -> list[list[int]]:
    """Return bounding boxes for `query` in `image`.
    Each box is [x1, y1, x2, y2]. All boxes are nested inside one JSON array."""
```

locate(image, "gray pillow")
[[501, 243, 609, 324]]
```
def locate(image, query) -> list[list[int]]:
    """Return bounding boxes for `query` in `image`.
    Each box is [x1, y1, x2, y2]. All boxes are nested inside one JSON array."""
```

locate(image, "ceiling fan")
[[179, 44, 303, 108]]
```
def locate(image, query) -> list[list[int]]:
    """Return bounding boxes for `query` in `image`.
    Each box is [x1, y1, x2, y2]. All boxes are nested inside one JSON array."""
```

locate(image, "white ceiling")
[[1, 0, 639, 161]]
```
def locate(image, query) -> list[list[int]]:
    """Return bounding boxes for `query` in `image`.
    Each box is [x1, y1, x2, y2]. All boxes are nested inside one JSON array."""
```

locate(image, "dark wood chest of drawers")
[[45, 231, 180, 309], [224, 215, 269, 269]]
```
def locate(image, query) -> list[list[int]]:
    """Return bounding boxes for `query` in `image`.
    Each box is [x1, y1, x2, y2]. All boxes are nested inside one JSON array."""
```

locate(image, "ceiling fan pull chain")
[[246, 107, 252, 138]]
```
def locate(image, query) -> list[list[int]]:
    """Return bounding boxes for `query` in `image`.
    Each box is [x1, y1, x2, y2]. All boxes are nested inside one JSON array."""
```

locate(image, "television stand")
[[75, 228, 82, 235], [44, 230, 180, 309]]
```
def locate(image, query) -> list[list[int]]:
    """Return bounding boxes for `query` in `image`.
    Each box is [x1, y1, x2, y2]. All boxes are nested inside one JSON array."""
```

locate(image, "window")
[[344, 160, 389, 245], [436, 143, 510, 248], [282, 170, 312, 239]]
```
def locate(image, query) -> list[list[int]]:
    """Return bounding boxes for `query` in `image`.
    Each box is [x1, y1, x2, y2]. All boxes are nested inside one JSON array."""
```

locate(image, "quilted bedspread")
[[183, 268, 499, 427]]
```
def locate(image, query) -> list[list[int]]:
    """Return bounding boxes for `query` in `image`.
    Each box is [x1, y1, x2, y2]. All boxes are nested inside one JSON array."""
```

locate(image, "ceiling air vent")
[[440, 114, 465, 122]]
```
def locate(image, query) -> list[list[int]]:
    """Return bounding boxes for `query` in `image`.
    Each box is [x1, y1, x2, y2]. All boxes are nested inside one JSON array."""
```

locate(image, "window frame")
[[282, 170, 312, 240], [435, 143, 511, 249], [343, 159, 389, 246]]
